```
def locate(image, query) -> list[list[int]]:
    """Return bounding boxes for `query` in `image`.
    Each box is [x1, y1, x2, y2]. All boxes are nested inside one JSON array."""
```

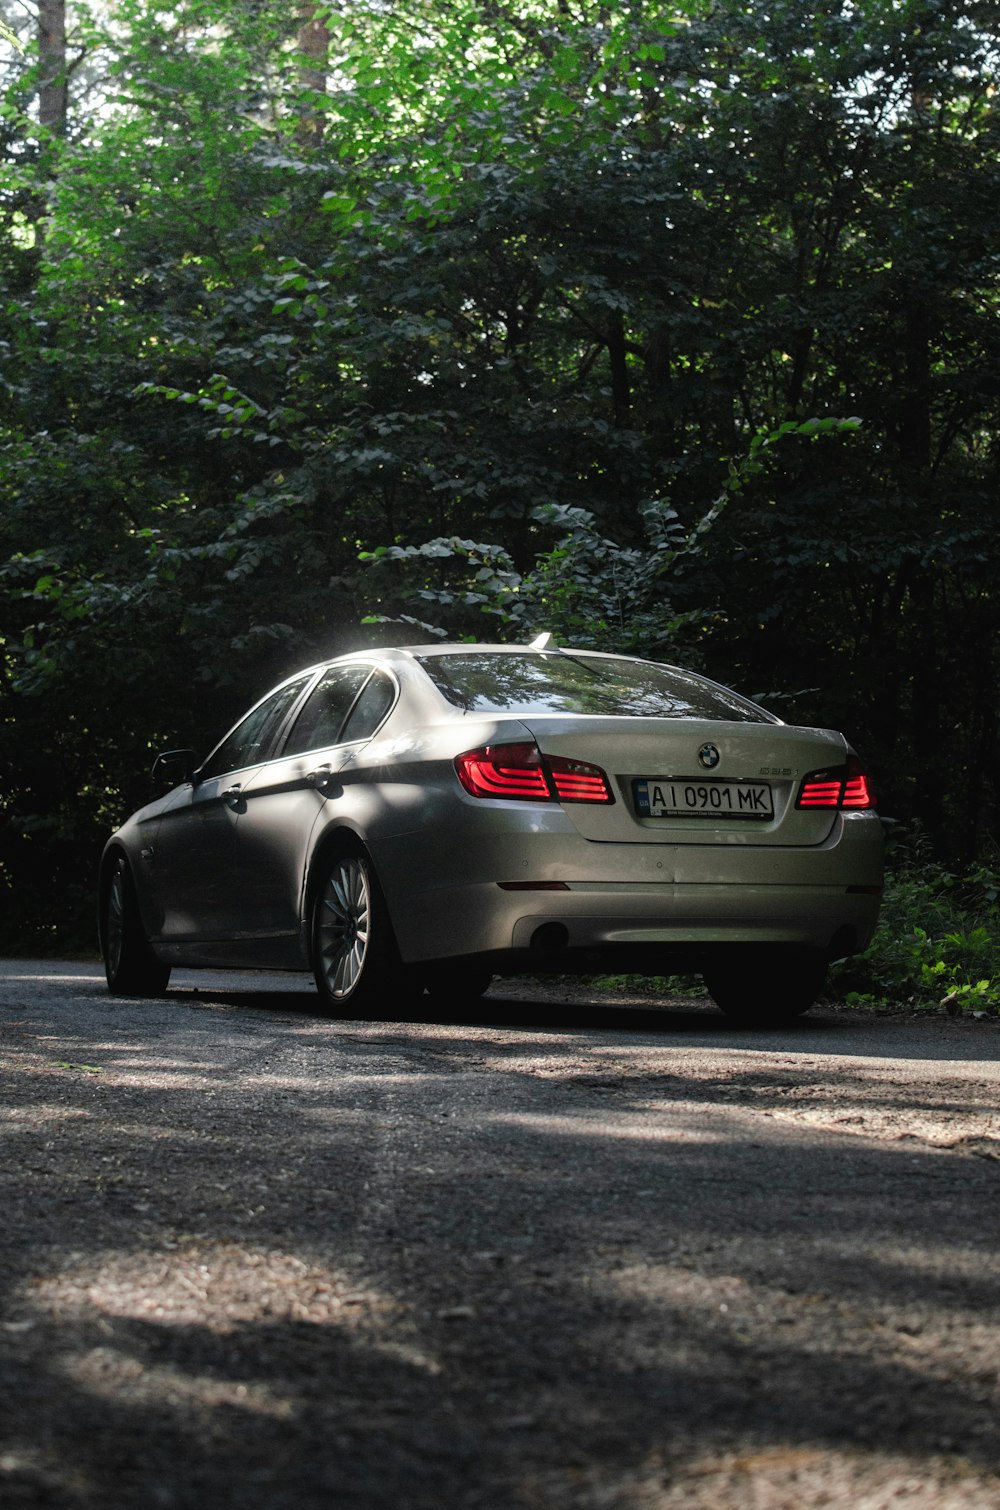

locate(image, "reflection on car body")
[[99, 641, 883, 1022]]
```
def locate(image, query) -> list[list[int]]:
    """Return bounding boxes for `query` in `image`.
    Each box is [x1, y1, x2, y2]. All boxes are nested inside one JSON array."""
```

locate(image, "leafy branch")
[[358, 415, 864, 653]]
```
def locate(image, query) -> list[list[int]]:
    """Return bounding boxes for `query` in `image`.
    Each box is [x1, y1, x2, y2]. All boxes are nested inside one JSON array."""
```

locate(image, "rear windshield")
[[416, 652, 774, 723]]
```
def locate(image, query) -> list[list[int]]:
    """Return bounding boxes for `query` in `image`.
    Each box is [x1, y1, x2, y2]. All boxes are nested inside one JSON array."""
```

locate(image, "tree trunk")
[[297, 3, 329, 148], [607, 310, 631, 428], [37, 0, 67, 136], [900, 299, 932, 472]]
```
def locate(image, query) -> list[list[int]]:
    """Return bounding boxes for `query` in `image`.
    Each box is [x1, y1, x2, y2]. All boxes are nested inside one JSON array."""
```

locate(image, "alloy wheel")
[[315, 856, 371, 1000], [105, 864, 126, 980]]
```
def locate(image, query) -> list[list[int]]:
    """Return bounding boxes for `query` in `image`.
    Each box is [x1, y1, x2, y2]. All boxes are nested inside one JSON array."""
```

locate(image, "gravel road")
[[2, 960, 999, 1509]]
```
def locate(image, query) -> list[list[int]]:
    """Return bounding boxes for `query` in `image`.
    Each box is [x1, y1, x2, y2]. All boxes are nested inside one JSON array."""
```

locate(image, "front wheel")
[[311, 849, 403, 1014], [102, 856, 171, 996], [702, 946, 826, 1025]]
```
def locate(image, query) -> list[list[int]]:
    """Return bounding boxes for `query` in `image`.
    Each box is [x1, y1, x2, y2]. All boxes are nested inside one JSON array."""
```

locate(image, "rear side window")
[[416, 652, 774, 723], [341, 671, 396, 742], [282, 664, 374, 755]]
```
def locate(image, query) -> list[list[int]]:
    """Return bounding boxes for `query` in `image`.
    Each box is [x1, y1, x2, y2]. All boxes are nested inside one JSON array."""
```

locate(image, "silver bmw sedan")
[[99, 641, 883, 1023]]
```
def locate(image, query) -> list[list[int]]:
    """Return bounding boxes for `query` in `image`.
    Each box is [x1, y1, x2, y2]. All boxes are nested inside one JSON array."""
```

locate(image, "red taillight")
[[547, 755, 613, 804], [797, 756, 874, 811], [797, 775, 844, 808], [454, 744, 614, 805], [454, 742, 551, 801], [843, 769, 874, 808]]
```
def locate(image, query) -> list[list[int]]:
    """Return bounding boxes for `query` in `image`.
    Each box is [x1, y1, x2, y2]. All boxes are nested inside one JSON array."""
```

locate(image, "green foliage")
[[2, 0, 1000, 947], [358, 416, 863, 658], [358, 503, 701, 655], [832, 837, 1000, 1015]]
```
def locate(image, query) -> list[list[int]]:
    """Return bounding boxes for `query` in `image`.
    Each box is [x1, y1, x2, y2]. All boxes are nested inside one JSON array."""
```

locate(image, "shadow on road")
[[3, 959, 998, 1061], [161, 976, 999, 1063]]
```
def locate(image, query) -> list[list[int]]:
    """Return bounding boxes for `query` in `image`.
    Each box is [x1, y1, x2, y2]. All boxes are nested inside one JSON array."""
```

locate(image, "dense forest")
[[1, 0, 999, 949]]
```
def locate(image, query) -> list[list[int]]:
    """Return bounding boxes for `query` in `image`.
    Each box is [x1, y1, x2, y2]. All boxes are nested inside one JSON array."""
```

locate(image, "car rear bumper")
[[379, 811, 884, 965]]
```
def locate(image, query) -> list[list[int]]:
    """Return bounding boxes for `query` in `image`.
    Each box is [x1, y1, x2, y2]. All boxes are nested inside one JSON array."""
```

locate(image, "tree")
[[1, 0, 999, 947]]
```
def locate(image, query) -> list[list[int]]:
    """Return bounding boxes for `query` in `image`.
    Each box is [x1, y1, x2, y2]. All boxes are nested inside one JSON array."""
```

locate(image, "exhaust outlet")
[[530, 922, 569, 954]]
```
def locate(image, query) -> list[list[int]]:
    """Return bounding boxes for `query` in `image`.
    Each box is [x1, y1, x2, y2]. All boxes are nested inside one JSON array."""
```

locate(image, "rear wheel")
[[702, 945, 826, 1025], [102, 856, 171, 996], [311, 848, 403, 1014]]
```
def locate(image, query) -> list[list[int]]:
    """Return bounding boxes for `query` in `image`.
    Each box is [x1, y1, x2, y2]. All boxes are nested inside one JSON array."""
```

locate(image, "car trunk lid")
[[521, 715, 849, 846]]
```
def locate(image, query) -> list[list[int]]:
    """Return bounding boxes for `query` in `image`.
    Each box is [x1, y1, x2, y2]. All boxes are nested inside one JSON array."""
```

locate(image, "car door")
[[231, 664, 397, 937], [151, 674, 314, 940]]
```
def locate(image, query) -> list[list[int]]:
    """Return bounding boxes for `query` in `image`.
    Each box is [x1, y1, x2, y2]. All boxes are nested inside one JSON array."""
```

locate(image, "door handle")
[[221, 784, 243, 810], [306, 764, 335, 791]]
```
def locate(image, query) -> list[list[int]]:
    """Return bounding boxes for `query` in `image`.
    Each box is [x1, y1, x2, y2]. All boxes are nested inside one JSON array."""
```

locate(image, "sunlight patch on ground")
[[0, 1103, 90, 1126], [5, 971, 105, 984], [617, 1443, 1000, 1509], [59, 1350, 296, 1420], [487, 1108, 736, 1143], [24, 1242, 395, 1334], [78, 1069, 232, 1090]]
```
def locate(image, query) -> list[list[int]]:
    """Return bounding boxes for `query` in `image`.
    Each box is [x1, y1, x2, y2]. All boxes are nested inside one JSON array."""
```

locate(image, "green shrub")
[[831, 833, 1000, 1013]]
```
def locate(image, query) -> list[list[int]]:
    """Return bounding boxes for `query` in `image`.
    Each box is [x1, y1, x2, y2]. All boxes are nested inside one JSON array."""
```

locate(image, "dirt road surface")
[[2, 959, 999, 1509]]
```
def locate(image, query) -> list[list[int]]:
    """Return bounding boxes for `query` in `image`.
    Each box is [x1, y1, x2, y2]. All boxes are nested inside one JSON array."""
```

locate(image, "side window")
[[199, 677, 310, 781], [341, 671, 396, 742], [282, 665, 373, 755]]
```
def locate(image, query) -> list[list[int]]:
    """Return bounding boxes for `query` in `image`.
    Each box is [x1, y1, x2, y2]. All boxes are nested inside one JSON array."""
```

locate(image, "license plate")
[[634, 778, 773, 820]]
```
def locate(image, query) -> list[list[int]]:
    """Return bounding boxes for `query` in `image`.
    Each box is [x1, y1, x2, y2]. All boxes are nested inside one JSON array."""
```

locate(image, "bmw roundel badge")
[[698, 743, 721, 770]]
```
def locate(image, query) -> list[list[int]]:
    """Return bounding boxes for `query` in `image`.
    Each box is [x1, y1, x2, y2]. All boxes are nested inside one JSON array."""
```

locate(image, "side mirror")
[[151, 748, 198, 790]]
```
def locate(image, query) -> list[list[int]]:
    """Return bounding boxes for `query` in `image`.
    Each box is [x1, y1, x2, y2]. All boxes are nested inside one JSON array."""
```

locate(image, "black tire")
[[417, 962, 493, 1004], [702, 945, 826, 1025], [102, 856, 172, 996], [311, 847, 404, 1014]]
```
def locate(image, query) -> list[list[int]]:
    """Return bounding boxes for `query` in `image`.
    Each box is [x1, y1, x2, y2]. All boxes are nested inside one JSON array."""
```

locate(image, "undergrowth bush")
[[830, 832, 1000, 1014]]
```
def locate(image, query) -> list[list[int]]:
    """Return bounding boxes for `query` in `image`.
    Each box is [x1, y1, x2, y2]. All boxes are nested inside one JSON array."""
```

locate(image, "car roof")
[[359, 642, 656, 665], [268, 643, 678, 700]]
